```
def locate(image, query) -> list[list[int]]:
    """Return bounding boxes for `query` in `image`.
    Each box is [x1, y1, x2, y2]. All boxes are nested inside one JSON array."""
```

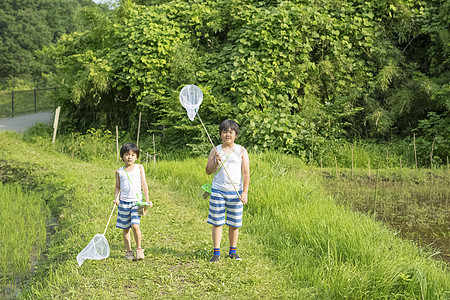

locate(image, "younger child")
[[114, 143, 152, 260], [205, 120, 250, 262]]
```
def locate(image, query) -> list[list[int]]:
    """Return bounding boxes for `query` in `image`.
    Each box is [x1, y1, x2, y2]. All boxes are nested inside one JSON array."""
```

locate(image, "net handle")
[[103, 203, 116, 236], [195, 109, 242, 201]]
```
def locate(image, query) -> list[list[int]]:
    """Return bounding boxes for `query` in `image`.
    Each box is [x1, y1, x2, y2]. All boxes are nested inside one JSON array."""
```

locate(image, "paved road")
[[0, 111, 53, 133]]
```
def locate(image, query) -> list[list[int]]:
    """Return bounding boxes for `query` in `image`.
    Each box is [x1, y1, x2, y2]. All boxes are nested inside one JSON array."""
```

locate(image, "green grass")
[[0, 132, 303, 299], [0, 183, 50, 295], [0, 131, 449, 299], [153, 152, 450, 299], [321, 166, 450, 265]]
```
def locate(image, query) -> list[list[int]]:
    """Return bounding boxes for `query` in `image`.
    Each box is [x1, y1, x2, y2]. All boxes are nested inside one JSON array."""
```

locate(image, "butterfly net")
[[76, 233, 110, 266], [179, 85, 203, 121]]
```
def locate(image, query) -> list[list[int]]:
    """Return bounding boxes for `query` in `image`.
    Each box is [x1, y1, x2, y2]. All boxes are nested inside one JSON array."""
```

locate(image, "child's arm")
[[139, 164, 152, 207], [241, 147, 250, 204], [114, 169, 120, 205], [206, 147, 221, 175]]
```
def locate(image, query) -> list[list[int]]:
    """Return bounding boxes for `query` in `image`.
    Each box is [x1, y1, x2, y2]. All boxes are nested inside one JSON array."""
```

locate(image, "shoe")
[[228, 253, 242, 261], [125, 250, 135, 261], [136, 248, 145, 260], [209, 255, 220, 263]]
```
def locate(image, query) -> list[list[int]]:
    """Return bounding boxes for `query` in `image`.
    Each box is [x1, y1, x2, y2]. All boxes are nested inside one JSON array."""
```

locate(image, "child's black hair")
[[120, 143, 140, 160], [219, 119, 239, 135]]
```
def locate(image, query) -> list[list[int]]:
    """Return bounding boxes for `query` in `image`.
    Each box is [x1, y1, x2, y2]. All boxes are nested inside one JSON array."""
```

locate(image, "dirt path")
[[0, 111, 53, 132]]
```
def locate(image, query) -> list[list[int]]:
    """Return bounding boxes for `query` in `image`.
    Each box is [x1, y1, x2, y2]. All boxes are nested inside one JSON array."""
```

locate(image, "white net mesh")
[[76, 233, 110, 266], [179, 85, 203, 121]]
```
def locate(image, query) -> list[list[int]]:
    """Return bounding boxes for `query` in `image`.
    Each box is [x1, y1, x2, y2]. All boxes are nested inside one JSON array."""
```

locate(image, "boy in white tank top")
[[114, 143, 152, 261], [205, 120, 250, 262]]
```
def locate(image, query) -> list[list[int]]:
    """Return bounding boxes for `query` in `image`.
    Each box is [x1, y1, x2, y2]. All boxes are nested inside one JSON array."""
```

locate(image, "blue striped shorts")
[[207, 188, 243, 228], [116, 200, 141, 229]]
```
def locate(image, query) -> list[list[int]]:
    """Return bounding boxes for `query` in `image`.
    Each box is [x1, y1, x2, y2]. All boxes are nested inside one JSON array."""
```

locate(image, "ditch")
[[322, 170, 450, 267]]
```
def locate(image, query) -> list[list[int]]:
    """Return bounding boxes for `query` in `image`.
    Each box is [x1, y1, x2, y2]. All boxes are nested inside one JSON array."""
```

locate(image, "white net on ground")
[[179, 85, 203, 121], [76, 233, 110, 266]]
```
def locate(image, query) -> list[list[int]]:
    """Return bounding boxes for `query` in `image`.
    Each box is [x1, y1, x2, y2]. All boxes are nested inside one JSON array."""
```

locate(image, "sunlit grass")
[[152, 151, 450, 299], [1, 131, 449, 299], [321, 166, 450, 265], [0, 183, 50, 294]]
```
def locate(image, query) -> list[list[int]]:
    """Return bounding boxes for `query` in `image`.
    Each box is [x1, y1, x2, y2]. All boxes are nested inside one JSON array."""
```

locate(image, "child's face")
[[122, 150, 138, 165], [220, 128, 237, 144]]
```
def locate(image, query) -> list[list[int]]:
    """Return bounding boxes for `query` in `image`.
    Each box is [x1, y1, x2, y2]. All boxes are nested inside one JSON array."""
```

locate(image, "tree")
[[46, 0, 449, 163], [0, 0, 96, 88]]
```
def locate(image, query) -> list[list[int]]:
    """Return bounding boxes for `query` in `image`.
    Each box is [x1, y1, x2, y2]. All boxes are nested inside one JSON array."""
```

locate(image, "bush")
[[55, 127, 115, 161]]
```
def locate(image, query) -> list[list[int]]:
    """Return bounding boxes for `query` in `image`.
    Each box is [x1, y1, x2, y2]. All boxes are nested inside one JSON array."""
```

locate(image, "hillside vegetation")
[[0, 0, 98, 89], [43, 0, 450, 165], [0, 131, 448, 299]]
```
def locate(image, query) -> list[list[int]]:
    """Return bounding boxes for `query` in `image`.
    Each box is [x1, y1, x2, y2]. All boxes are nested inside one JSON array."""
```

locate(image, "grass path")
[[66, 179, 303, 299], [0, 132, 302, 299]]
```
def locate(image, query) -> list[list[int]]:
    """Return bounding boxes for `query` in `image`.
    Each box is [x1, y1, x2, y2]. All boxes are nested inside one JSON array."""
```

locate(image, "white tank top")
[[119, 164, 143, 202], [212, 144, 243, 191]]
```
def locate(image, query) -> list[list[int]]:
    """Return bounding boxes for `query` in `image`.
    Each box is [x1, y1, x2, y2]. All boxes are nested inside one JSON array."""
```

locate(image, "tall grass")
[[1, 130, 448, 298], [152, 151, 450, 299], [317, 139, 448, 169], [2, 132, 307, 299], [0, 183, 50, 294]]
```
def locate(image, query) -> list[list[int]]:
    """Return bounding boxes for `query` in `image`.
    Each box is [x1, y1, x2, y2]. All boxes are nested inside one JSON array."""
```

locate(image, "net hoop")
[[179, 85, 203, 121]]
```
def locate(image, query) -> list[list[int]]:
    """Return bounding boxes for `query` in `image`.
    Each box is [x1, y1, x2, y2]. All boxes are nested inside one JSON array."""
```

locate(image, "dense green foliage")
[[0, 0, 99, 89], [44, 0, 449, 164]]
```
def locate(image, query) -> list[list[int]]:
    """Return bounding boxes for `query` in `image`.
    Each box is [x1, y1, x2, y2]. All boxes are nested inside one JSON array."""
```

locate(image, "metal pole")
[[34, 88, 37, 113], [11, 91, 14, 117]]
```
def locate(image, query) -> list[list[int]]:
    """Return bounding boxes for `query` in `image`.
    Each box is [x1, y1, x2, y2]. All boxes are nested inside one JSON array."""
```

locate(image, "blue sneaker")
[[228, 253, 242, 261], [209, 255, 220, 262]]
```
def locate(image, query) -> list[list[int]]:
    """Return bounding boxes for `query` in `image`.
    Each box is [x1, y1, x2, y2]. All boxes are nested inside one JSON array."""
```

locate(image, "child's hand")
[[240, 192, 248, 204], [147, 201, 153, 208], [114, 198, 119, 205], [214, 150, 222, 166]]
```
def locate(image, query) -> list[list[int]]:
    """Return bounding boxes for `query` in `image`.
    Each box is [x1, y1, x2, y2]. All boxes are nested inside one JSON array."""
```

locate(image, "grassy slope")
[[154, 154, 450, 299], [0, 132, 302, 299], [0, 132, 448, 299]]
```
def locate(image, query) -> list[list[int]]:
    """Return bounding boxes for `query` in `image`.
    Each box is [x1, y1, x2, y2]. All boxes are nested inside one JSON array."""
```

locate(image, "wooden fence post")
[[137, 112, 141, 147], [335, 156, 338, 178], [386, 149, 389, 168], [52, 106, 61, 144], [430, 136, 436, 170], [413, 134, 418, 169], [153, 134, 156, 168], [373, 168, 379, 218], [351, 144, 354, 179], [447, 156, 449, 182], [116, 126, 119, 162]]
